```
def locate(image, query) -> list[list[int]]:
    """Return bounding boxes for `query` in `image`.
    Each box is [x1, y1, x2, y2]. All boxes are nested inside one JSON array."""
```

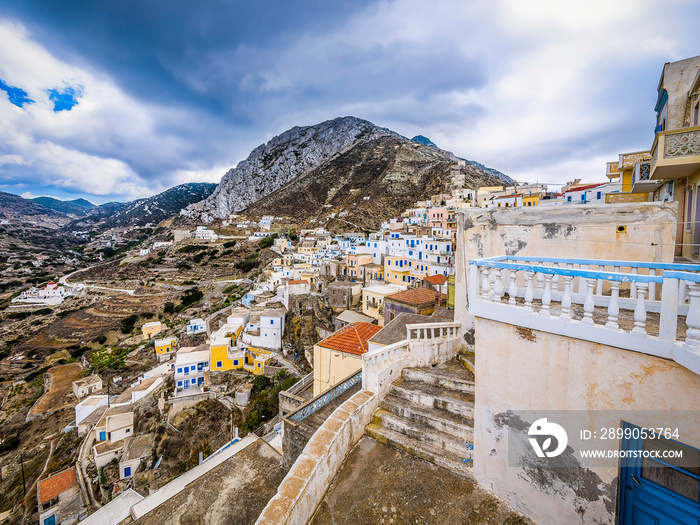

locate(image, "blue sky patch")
[[0, 78, 34, 107], [47, 86, 81, 111]]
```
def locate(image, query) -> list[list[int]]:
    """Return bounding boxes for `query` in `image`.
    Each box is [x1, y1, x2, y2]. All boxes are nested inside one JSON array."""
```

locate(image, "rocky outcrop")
[[184, 116, 399, 222]]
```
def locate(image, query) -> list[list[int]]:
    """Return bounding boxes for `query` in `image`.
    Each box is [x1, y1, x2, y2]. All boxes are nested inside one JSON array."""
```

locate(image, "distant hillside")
[[31, 196, 94, 216], [411, 135, 438, 148], [0, 191, 70, 228], [244, 135, 505, 230], [69, 183, 217, 230]]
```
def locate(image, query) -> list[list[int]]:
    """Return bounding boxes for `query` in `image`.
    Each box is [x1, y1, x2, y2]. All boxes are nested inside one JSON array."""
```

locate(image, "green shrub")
[[120, 314, 138, 334], [223, 241, 236, 248]]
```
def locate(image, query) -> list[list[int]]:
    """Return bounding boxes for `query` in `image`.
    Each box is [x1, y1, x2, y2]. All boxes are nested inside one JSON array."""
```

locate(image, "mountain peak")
[[411, 135, 438, 148]]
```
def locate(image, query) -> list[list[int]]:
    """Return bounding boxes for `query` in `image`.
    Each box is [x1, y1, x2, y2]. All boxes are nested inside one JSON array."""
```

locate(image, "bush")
[[34, 308, 52, 316], [163, 302, 175, 314], [223, 241, 236, 248], [177, 245, 207, 254], [253, 375, 271, 391], [180, 288, 203, 308], [234, 260, 259, 273], [93, 335, 107, 344], [7, 311, 31, 320], [121, 314, 138, 334], [0, 436, 20, 454]]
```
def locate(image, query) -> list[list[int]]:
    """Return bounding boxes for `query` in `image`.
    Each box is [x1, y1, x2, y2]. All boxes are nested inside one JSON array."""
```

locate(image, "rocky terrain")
[[184, 117, 512, 226], [0, 192, 68, 229], [243, 135, 505, 230], [69, 182, 217, 230], [30, 197, 94, 216], [184, 117, 401, 222]]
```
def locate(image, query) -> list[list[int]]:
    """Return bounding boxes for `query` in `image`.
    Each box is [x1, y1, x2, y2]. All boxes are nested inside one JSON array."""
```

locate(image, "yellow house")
[[361, 284, 404, 325], [210, 339, 271, 376], [384, 255, 410, 285], [522, 194, 539, 207], [141, 321, 163, 340], [154, 336, 177, 361], [312, 322, 381, 395]]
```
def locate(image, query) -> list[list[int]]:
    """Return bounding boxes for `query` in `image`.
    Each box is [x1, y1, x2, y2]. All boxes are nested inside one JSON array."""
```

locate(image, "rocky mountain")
[[31, 196, 95, 216], [69, 183, 217, 230], [244, 135, 505, 230], [185, 117, 512, 225], [411, 135, 438, 148], [184, 117, 400, 222]]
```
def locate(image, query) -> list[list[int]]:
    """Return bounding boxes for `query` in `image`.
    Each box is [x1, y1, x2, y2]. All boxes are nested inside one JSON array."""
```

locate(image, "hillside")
[[31, 196, 94, 216], [0, 191, 69, 228], [244, 135, 505, 230], [69, 183, 217, 230]]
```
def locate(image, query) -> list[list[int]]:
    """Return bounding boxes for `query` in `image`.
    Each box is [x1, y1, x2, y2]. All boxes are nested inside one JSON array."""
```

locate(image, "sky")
[[0, 0, 699, 204]]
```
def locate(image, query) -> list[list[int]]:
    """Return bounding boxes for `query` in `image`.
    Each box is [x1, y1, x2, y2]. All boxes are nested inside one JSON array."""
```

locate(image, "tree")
[[253, 374, 271, 391]]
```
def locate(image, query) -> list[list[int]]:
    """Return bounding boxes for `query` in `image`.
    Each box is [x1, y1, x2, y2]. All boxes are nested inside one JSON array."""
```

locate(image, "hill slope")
[[244, 135, 505, 230], [31, 196, 94, 216], [69, 183, 217, 230]]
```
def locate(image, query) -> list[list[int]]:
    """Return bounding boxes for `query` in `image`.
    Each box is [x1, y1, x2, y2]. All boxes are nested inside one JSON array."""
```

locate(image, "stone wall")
[[473, 317, 700, 525], [454, 202, 678, 337], [256, 390, 378, 525]]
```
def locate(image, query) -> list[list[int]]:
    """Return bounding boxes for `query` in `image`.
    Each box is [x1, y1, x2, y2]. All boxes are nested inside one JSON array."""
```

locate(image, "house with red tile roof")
[[312, 322, 381, 395], [37, 467, 86, 525], [383, 287, 445, 325]]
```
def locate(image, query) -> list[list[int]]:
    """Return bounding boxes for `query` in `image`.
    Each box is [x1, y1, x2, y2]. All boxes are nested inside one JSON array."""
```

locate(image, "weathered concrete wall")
[[167, 392, 216, 419], [281, 418, 310, 469], [474, 317, 700, 525], [454, 202, 678, 337], [313, 346, 362, 396], [256, 390, 378, 525]]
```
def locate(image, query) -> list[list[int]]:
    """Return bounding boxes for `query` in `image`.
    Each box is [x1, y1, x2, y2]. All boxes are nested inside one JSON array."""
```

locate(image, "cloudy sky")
[[0, 0, 699, 204]]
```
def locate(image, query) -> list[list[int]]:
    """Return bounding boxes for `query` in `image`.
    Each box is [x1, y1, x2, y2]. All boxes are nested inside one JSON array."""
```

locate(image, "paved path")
[[60, 262, 136, 295]]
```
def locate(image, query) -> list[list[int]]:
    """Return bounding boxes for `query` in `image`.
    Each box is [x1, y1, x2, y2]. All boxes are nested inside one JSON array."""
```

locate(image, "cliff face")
[[184, 116, 398, 222]]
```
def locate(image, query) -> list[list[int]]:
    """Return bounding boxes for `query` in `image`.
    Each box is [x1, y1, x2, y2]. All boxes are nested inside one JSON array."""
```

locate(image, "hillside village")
[[0, 54, 700, 525]]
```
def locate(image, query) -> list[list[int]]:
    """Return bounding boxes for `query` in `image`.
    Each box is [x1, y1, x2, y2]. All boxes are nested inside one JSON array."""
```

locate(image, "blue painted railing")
[[471, 255, 700, 273], [287, 371, 362, 422]]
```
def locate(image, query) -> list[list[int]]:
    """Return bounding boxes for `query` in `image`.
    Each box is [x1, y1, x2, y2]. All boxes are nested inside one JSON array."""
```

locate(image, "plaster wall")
[[255, 390, 378, 525], [474, 317, 700, 525], [454, 202, 678, 337], [312, 346, 362, 396]]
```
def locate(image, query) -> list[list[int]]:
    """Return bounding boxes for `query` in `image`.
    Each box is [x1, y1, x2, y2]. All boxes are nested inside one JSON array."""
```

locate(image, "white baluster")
[[582, 278, 595, 324], [561, 275, 573, 319], [649, 269, 656, 301], [680, 280, 689, 304], [540, 274, 553, 317], [536, 268, 544, 291], [683, 282, 700, 353], [524, 271, 534, 311], [630, 267, 638, 299], [481, 268, 491, 300], [596, 265, 604, 296], [631, 282, 648, 337], [551, 263, 560, 291], [578, 264, 588, 294], [605, 281, 620, 330], [508, 270, 518, 305], [494, 269, 505, 300]]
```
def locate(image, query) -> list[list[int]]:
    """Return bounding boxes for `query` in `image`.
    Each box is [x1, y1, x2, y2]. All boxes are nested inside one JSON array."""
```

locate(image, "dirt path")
[[28, 363, 83, 419], [24, 439, 55, 505]]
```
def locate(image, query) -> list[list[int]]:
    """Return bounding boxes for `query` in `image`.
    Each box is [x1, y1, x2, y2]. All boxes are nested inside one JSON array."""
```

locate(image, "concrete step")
[[390, 380, 474, 419], [381, 392, 474, 436], [458, 353, 475, 375], [372, 408, 473, 457], [401, 367, 475, 394], [366, 423, 474, 480]]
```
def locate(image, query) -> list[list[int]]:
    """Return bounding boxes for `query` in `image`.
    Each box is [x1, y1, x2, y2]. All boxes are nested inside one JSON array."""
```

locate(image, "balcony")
[[468, 255, 700, 376], [630, 160, 663, 194], [650, 126, 700, 179]]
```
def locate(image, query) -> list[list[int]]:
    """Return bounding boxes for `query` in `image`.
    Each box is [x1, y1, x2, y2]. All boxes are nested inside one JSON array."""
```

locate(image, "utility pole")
[[20, 453, 25, 497], [107, 381, 110, 408]]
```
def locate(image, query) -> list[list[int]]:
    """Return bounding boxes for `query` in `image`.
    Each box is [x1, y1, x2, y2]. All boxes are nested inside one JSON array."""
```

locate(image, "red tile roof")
[[424, 274, 448, 285], [565, 183, 606, 193], [385, 287, 440, 306], [317, 322, 381, 356], [39, 468, 77, 504], [288, 280, 308, 285]]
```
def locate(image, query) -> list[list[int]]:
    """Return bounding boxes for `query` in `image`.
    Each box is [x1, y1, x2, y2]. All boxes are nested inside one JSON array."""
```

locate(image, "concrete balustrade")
[[468, 256, 700, 376]]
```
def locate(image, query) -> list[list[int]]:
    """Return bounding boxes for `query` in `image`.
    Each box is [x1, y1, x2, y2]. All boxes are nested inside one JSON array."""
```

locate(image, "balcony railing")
[[468, 256, 700, 376], [651, 126, 700, 179]]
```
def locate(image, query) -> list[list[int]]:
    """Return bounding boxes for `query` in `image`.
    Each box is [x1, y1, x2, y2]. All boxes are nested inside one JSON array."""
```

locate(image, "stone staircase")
[[365, 358, 475, 478]]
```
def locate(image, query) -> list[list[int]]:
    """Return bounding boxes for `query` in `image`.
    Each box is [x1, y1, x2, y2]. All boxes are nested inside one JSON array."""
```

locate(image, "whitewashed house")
[[186, 318, 206, 335], [174, 350, 210, 396]]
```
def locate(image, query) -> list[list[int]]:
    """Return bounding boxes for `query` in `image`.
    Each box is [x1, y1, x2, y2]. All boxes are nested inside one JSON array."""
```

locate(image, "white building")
[[240, 308, 286, 350], [14, 282, 78, 305], [174, 350, 210, 395], [72, 375, 103, 399], [193, 226, 218, 241], [186, 318, 206, 335]]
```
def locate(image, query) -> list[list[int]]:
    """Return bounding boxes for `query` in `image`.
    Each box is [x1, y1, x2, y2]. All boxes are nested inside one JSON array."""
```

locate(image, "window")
[[124, 466, 132, 478], [567, 196, 572, 202], [177, 381, 182, 386], [177, 368, 182, 373], [216, 361, 223, 368], [270, 319, 274, 324], [695, 101, 700, 127], [687, 189, 694, 232], [597, 191, 602, 199], [233, 360, 238, 366]]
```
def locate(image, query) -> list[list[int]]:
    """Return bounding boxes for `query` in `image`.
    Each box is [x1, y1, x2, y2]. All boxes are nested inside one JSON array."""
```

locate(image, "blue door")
[[620, 422, 700, 524], [124, 466, 131, 478], [184, 379, 190, 389], [99, 431, 106, 441], [44, 516, 55, 525]]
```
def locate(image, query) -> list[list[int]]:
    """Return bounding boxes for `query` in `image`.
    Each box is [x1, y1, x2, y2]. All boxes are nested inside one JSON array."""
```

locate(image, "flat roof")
[[122, 434, 152, 462], [73, 375, 102, 388], [77, 394, 108, 407], [362, 284, 405, 295], [336, 310, 375, 324], [175, 350, 210, 365]]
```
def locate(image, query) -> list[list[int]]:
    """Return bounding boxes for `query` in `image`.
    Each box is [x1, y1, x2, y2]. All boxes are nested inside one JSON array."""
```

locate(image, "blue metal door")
[[620, 423, 700, 524], [44, 516, 55, 525]]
